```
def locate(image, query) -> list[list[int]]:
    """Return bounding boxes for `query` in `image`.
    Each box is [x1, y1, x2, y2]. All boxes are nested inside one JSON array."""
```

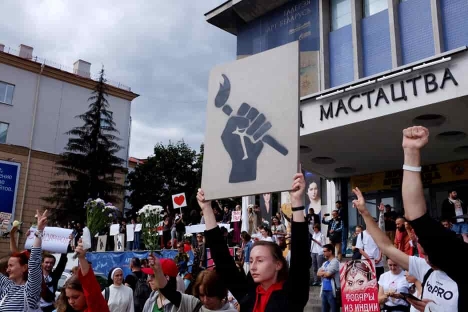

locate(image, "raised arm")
[[286, 173, 311, 310], [352, 188, 409, 270], [149, 254, 182, 307], [9, 226, 19, 253], [401, 126, 429, 221], [197, 189, 250, 300]]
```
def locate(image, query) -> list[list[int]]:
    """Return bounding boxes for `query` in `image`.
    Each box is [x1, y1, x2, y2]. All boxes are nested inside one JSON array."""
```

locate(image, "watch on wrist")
[[35, 230, 44, 238]]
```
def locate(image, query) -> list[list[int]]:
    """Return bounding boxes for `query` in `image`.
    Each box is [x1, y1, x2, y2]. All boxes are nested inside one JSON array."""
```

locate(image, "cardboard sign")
[[201, 41, 299, 200], [231, 211, 241, 222], [110, 224, 120, 236], [126, 224, 134, 242], [172, 193, 187, 209], [114, 234, 125, 251], [97, 235, 107, 252], [24, 227, 72, 253], [340, 259, 380, 311]]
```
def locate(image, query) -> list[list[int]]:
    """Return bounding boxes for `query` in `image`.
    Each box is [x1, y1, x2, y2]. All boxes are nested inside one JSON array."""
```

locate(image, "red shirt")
[[394, 230, 412, 256], [78, 267, 110, 312]]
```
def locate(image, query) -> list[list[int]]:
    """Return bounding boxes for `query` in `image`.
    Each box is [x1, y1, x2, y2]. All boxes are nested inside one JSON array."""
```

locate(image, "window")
[[0, 82, 14, 105], [363, 0, 388, 17], [0, 122, 8, 144], [331, 0, 351, 31]]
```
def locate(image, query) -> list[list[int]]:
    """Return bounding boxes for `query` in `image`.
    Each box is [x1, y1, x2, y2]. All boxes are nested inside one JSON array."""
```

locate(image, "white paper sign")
[[126, 224, 134, 242], [24, 227, 72, 253], [172, 193, 187, 209], [114, 233, 125, 251], [231, 211, 241, 222], [135, 224, 142, 232], [97, 235, 107, 252], [185, 223, 231, 234], [110, 224, 120, 236]]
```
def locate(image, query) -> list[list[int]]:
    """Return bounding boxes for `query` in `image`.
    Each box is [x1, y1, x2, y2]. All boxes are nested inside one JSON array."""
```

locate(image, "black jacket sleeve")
[[204, 226, 251, 301], [440, 199, 453, 221], [284, 221, 311, 311], [159, 284, 182, 307], [409, 213, 468, 284], [52, 253, 68, 291]]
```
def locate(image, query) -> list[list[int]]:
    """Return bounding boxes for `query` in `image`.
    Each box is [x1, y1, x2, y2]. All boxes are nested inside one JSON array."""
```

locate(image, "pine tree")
[[44, 68, 124, 220]]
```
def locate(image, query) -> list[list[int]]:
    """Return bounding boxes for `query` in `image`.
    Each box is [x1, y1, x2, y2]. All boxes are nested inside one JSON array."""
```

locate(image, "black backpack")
[[133, 273, 151, 310]]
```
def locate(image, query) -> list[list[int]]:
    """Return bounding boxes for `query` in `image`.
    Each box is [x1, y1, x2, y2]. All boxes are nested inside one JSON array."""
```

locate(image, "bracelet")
[[291, 206, 305, 212], [35, 230, 44, 238], [403, 164, 422, 172]]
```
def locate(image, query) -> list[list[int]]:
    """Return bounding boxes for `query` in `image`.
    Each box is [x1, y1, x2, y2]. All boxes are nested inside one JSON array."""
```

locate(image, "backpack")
[[133, 273, 151, 310]]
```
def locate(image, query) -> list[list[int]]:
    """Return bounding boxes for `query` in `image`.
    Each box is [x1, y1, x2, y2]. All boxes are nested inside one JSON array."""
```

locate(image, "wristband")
[[35, 230, 44, 238], [403, 164, 421, 172], [292, 206, 305, 212]]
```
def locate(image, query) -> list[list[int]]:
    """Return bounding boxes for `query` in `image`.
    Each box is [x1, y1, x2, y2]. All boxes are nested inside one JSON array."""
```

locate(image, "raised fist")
[[402, 126, 429, 151]]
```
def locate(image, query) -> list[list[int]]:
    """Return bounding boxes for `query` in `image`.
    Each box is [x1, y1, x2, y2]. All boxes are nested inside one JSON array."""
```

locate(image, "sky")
[[0, 0, 236, 158]]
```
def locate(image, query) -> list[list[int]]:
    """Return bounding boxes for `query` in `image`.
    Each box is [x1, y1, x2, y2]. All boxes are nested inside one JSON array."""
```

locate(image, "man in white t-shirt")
[[355, 229, 384, 281], [352, 187, 460, 311]]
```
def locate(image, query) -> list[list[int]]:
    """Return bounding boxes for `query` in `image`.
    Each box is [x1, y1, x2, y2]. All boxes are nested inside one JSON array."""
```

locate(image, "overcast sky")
[[1, 0, 235, 158]]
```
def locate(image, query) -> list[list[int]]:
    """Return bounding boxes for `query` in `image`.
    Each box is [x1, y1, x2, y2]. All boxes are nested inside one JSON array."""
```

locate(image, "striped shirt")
[[0, 247, 42, 312]]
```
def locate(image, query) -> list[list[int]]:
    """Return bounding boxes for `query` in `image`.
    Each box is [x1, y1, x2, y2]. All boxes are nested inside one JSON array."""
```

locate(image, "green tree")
[[126, 141, 203, 212], [44, 68, 124, 220]]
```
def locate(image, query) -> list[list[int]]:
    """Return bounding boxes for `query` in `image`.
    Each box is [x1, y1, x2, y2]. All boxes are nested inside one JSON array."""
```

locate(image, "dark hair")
[[42, 253, 56, 264], [131, 257, 141, 268], [336, 201, 342, 205], [313, 223, 321, 230], [10, 251, 30, 281], [251, 241, 288, 282], [192, 270, 228, 300], [241, 232, 251, 242], [355, 225, 363, 230], [396, 217, 407, 223], [323, 244, 335, 255], [56, 275, 84, 312]]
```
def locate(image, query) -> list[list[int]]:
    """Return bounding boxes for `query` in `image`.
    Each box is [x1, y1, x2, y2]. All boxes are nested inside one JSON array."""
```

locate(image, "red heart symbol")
[[174, 195, 185, 206]]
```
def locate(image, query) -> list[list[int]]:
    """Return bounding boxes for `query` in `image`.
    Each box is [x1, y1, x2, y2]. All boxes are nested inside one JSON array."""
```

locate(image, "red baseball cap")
[[142, 259, 178, 278]]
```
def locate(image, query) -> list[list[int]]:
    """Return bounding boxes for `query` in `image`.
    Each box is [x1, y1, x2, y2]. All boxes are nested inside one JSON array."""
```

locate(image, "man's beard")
[[397, 227, 405, 232]]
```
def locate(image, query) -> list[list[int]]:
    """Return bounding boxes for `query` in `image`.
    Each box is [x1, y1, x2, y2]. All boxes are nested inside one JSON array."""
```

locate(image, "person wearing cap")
[[141, 259, 178, 312], [149, 255, 237, 312], [102, 267, 134, 312]]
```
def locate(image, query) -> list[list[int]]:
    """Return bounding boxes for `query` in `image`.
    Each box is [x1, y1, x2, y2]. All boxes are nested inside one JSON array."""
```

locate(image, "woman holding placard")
[[55, 239, 109, 312], [0, 210, 47, 312], [196, 173, 311, 312]]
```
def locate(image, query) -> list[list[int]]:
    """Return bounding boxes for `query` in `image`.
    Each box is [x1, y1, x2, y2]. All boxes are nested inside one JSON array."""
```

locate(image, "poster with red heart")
[[172, 193, 187, 209]]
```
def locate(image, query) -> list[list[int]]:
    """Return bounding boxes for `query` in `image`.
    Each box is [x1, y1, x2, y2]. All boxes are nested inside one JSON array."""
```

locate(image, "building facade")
[[0, 44, 138, 253], [205, 0, 468, 236]]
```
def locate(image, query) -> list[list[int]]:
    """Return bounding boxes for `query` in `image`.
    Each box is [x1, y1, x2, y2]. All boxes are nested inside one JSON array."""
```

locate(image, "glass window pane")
[[0, 83, 6, 103], [5, 85, 14, 105], [331, 0, 351, 31], [364, 0, 388, 17], [0, 123, 8, 144]]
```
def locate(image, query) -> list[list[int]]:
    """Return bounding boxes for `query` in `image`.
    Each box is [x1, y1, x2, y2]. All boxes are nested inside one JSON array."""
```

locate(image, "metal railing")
[[0, 45, 132, 92]]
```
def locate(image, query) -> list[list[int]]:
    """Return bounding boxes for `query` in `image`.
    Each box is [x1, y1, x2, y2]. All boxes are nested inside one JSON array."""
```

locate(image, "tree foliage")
[[126, 142, 203, 212], [44, 68, 124, 221]]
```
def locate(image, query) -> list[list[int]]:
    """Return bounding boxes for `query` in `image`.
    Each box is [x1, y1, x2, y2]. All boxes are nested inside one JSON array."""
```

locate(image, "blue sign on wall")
[[0, 160, 21, 222]]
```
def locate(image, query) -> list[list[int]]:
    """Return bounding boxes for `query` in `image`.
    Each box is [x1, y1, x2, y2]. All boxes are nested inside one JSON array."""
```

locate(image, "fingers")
[[262, 135, 289, 156], [246, 113, 266, 136]]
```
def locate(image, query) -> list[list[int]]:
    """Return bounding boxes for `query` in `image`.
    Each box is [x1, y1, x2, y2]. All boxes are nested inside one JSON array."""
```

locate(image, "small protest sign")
[[25, 227, 72, 253]]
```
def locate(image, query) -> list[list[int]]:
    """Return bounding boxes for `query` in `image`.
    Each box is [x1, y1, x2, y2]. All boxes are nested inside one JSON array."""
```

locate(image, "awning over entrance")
[[299, 48, 468, 179]]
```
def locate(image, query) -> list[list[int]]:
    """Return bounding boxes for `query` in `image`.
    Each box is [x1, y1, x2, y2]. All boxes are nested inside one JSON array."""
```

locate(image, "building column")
[[388, 0, 402, 68], [241, 196, 255, 232], [351, 0, 363, 79], [430, 0, 444, 54], [319, 0, 330, 90]]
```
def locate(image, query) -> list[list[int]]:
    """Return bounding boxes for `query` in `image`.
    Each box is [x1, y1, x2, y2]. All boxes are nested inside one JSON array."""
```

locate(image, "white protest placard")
[[135, 224, 142, 232], [185, 223, 231, 234], [24, 227, 72, 253], [172, 193, 187, 209], [110, 224, 120, 236], [231, 211, 241, 222], [96, 235, 107, 252], [126, 224, 134, 242], [201, 41, 299, 200], [114, 234, 125, 251]]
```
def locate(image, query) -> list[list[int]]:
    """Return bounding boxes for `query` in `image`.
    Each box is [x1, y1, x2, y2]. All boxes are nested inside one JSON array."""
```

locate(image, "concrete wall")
[[0, 63, 131, 162]]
